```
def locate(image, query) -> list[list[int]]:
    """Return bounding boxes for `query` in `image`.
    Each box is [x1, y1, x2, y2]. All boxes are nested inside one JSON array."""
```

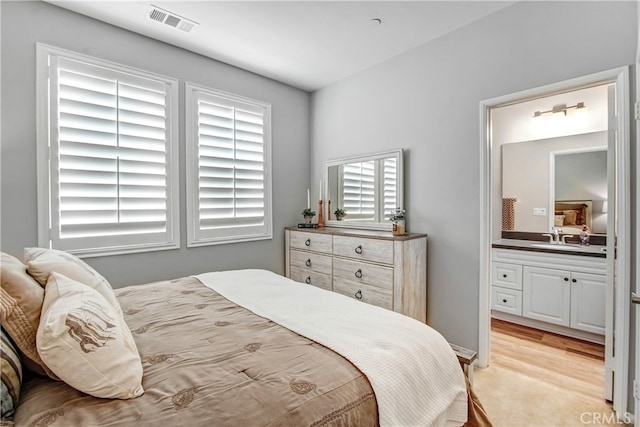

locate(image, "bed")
[[554, 200, 592, 234], [1, 249, 486, 427]]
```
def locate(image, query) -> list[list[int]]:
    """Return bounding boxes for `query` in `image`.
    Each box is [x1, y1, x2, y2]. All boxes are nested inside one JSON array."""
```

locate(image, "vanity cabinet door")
[[570, 272, 606, 335], [522, 266, 571, 327]]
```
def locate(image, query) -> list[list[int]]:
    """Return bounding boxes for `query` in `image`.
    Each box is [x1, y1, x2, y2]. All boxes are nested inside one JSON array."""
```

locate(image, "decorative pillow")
[[37, 272, 144, 399], [0, 252, 55, 377], [24, 248, 122, 317], [553, 215, 565, 227], [561, 210, 578, 225], [1, 328, 22, 420]]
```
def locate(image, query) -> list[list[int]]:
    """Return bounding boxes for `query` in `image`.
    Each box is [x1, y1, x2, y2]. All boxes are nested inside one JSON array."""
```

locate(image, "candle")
[[319, 180, 322, 201], [307, 188, 310, 209]]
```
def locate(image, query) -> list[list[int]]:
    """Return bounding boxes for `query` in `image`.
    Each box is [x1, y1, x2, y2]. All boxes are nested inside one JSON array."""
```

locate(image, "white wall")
[[0, 1, 311, 286], [311, 1, 636, 349]]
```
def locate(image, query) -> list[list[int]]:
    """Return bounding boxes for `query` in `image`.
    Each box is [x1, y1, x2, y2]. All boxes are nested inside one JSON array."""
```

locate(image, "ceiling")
[[46, 1, 516, 92]]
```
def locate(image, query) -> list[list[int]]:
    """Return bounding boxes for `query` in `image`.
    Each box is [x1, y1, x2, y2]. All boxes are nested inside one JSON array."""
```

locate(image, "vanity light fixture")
[[532, 102, 586, 118]]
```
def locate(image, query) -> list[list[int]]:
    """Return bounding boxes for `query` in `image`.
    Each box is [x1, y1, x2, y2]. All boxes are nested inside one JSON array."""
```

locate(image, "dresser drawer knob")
[[502, 299, 507, 303], [305, 239, 311, 247], [502, 274, 507, 278], [564, 277, 569, 282], [355, 290, 363, 300], [305, 259, 311, 267], [572, 278, 577, 283], [354, 245, 363, 254], [354, 269, 363, 279], [305, 276, 311, 284]]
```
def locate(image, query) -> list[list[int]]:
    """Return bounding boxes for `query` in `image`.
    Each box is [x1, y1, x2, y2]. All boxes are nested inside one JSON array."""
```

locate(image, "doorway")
[[478, 67, 631, 417]]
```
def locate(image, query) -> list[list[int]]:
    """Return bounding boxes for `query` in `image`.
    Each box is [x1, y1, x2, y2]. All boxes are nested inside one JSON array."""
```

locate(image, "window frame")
[[36, 43, 180, 257], [185, 82, 273, 247]]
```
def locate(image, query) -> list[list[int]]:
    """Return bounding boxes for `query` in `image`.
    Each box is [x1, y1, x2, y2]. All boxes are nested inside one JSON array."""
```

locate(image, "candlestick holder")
[[317, 200, 324, 227]]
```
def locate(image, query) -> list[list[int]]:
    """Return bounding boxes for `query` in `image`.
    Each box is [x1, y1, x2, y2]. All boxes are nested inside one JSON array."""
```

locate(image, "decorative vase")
[[335, 215, 344, 221], [392, 218, 406, 236], [304, 215, 314, 224]]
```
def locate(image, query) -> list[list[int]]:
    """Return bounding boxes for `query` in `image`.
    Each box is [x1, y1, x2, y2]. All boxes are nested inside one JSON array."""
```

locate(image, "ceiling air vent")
[[148, 5, 198, 33]]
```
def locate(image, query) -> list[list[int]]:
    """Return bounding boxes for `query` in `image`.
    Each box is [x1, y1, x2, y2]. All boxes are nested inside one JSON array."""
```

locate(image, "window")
[[185, 83, 272, 246], [342, 161, 376, 220], [340, 158, 397, 222], [36, 44, 180, 257]]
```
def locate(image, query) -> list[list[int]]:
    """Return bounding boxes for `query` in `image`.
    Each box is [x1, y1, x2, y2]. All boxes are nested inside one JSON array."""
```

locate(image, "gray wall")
[[310, 1, 636, 352], [0, 1, 310, 286]]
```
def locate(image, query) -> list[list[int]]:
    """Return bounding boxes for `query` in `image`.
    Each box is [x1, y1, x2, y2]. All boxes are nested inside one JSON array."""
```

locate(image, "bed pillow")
[[553, 215, 565, 227], [561, 210, 578, 225], [0, 252, 56, 377], [1, 328, 22, 420], [37, 272, 144, 399], [24, 248, 122, 317]]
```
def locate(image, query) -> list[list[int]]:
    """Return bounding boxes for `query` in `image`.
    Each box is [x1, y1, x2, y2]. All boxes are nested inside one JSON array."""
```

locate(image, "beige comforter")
[[15, 276, 377, 426], [197, 269, 468, 426]]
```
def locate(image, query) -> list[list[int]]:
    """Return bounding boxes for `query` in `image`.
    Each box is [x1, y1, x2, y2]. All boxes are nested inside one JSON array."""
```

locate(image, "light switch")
[[533, 208, 546, 216]]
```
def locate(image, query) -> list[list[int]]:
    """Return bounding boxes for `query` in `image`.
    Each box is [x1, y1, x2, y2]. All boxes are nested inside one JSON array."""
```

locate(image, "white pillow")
[[24, 247, 122, 317], [37, 272, 144, 399]]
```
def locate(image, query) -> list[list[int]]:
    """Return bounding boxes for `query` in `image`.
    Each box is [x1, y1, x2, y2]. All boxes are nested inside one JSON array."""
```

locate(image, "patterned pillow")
[[1, 327, 23, 420], [553, 215, 565, 227], [37, 272, 144, 399], [0, 252, 56, 378], [24, 248, 123, 317]]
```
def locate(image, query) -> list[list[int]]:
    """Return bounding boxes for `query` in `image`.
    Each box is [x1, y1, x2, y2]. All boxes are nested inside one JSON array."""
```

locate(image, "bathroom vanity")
[[491, 239, 606, 343]]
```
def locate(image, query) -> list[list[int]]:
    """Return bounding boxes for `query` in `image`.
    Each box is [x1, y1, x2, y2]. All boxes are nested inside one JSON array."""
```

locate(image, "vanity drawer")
[[333, 235, 393, 265], [290, 231, 333, 254], [333, 258, 393, 290], [290, 267, 332, 291], [333, 279, 393, 310], [290, 250, 332, 275], [492, 262, 523, 290], [491, 286, 522, 316]]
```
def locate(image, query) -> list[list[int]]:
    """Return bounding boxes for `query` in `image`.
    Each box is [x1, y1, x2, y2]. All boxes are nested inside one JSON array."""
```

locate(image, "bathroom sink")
[[529, 243, 586, 251]]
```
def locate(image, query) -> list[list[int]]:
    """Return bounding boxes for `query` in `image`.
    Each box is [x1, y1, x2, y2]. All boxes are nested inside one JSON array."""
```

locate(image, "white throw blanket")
[[196, 269, 467, 427]]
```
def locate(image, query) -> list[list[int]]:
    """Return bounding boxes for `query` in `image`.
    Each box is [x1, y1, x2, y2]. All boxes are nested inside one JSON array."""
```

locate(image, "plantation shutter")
[[186, 84, 272, 246], [382, 157, 398, 220], [39, 47, 179, 256], [342, 161, 376, 220]]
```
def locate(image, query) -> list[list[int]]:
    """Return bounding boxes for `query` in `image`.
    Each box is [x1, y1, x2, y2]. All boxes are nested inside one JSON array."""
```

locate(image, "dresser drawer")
[[332, 258, 393, 290], [333, 279, 392, 310], [290, 250, 332, 274], [491, 286, 522, 315], [290, 267, 332, 291], [333, 235, 393, 264], [290, 231, 333, 254], [492, 262, 523, 290]]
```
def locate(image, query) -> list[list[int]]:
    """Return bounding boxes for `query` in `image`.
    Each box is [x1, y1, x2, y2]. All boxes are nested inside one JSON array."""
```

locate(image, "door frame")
[[478, 67, 631, 416]]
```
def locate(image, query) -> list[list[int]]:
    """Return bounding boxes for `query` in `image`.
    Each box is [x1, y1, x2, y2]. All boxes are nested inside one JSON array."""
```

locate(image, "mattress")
[[14, 270, 470, 426]]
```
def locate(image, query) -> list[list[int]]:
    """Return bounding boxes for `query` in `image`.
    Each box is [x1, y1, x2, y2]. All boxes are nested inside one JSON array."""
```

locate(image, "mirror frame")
[[323, 149, 404, 230]]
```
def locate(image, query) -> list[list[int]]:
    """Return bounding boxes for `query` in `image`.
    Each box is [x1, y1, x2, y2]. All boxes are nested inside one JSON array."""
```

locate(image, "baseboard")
[[491, 311, 605, 345]]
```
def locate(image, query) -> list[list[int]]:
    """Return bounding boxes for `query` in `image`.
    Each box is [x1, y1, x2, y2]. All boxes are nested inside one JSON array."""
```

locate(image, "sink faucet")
[[542, 228, 562, 244], [561, 234, 574, 245]]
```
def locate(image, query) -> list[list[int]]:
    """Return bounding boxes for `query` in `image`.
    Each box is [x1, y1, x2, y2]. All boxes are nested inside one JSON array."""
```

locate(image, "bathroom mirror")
[[323, 149, 403, 230], [501, 132, 607, 235]]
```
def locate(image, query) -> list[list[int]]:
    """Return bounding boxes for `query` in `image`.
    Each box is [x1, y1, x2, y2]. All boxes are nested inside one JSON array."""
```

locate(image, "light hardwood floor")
[[490, 318, 605, 400], [473, 319, 623, 426]]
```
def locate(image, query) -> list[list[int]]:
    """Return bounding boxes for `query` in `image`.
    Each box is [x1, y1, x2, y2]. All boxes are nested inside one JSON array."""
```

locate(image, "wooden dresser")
[[285, 227, 428, 323]]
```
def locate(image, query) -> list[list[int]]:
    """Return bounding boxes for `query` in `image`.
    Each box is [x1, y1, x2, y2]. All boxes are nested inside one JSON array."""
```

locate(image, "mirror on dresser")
[[501, 132, 607, 236], [323, 149, 403, 230]]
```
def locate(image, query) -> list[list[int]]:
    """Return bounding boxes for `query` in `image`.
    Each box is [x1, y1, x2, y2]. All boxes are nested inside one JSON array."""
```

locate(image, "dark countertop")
[[492, 239, 607, 258]]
